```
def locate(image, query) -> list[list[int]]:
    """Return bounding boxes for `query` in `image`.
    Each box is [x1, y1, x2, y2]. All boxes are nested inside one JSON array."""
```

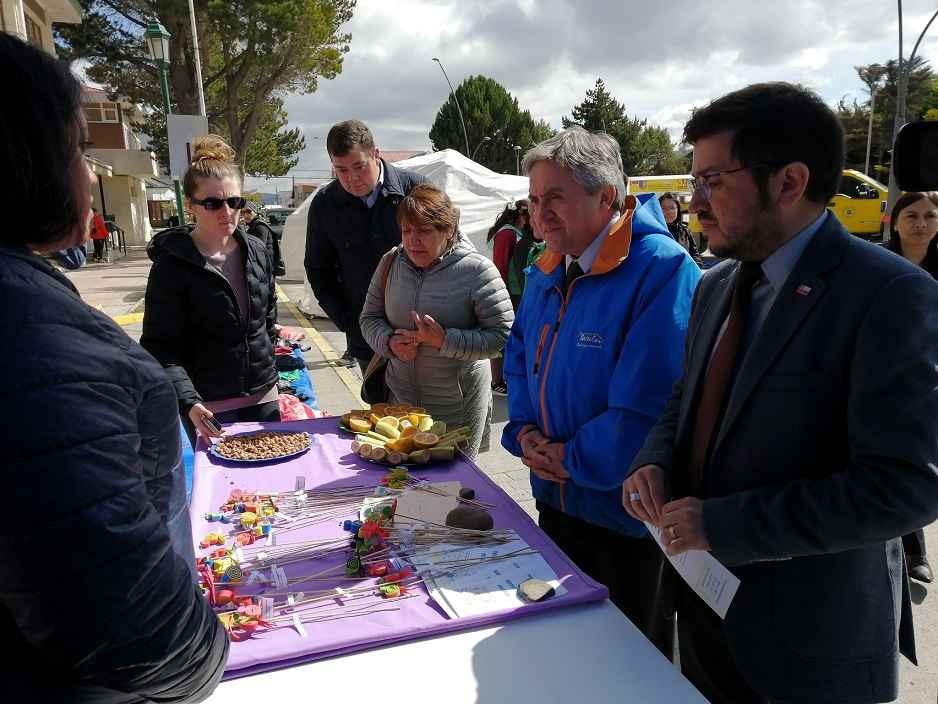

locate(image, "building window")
[[25, 15, 43, 49], [83, 102, 120, 123]]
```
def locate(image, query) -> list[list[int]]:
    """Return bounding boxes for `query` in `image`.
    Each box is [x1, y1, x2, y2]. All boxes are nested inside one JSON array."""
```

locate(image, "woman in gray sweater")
[[360, 184, 514, 456]]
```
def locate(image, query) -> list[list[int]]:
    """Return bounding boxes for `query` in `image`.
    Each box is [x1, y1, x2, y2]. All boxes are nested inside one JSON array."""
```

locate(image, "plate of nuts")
[[208, 431, 312, 463]]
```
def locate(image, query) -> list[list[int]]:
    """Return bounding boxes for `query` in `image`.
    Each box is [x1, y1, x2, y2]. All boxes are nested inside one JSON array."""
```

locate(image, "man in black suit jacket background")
[[623, 83, 938, 704], [304, 120, 426, 372]]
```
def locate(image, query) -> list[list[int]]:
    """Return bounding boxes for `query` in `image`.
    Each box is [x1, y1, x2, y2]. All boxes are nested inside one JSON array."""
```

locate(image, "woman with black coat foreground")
[[141, 136, 280, 447], [0, 34, 227, 702]]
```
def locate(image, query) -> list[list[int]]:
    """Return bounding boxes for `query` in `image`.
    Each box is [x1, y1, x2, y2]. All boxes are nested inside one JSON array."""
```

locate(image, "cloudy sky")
[[248, 0, 938, 194]]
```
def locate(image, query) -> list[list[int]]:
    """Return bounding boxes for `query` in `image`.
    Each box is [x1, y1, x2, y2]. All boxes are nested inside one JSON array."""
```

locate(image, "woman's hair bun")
[[190, 134, 235, 166]]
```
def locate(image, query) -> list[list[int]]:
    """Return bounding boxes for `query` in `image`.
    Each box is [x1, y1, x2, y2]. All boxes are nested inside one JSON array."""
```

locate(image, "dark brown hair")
[[486, 199, 530, 242], [326, 120, 375, 157], [397, 184, 459, 238], [888, 191, 938, 256], [684, 82, 844, 206], [0, 34, 83, 246]]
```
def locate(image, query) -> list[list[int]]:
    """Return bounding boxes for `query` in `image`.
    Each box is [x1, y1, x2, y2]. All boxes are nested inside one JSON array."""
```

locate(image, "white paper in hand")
[[645, 522, 740, 619]]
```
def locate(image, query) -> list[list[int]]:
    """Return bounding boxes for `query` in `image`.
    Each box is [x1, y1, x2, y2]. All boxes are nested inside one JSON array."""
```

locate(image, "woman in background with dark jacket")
[[240, 201, 278, 271], [887, 190, 938, 584], [142, 136, 280, 446], [658, 192, 703, 266], [0, 34, 227, 702]]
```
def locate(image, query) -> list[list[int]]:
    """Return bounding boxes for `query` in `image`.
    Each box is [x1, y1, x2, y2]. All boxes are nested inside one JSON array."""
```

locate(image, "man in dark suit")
[[304, 120, 426, 372], [623, 82, 938, 704]]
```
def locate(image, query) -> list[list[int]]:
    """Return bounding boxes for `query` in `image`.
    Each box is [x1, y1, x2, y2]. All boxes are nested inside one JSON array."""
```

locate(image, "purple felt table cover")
[[190, 418, 608, 680]]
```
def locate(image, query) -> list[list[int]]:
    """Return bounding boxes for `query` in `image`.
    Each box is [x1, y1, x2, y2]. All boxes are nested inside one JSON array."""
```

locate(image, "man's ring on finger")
[[668, 526, 678, 540], [629, 492, 641, 502]]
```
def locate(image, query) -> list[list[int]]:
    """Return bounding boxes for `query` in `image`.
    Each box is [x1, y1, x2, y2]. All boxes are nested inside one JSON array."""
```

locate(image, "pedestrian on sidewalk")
[[360, 184, 513, 457], [886, 190, 938, 584], [90, 207, 108, 262], [141, 135, 281, 448], [304, 120, 427, 372], [486, 199, 535, 394], [0, 33, 227, 702], [241, 201, 284, 275]]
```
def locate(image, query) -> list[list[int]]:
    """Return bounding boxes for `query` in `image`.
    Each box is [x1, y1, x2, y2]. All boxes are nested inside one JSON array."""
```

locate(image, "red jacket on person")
[[91, 214, 109, 240]]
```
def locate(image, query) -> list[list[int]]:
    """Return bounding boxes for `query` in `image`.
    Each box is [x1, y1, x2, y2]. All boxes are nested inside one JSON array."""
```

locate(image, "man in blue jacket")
[[502, 127, 700, 654]]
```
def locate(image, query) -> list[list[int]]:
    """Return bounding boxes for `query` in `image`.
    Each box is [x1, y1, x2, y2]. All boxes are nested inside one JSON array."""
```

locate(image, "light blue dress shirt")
[[362, 160, 385, 209], [747, 209, 829, 342]]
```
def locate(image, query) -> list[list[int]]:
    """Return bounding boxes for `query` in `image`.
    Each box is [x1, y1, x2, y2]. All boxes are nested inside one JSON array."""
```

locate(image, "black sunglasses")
[[190, 196, 247, 211]]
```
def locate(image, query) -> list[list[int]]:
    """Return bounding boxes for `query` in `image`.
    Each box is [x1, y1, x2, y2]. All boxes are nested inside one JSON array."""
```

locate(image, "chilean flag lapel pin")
[[795, 284, 812, 296]]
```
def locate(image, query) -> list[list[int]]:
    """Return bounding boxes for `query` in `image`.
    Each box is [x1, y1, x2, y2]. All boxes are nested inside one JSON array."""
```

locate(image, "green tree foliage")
[[836, 97, 880, 173], [429, 75, 554, 174], [922, 77, 938, 119], [562, 78, 684, 176], [56, 0, 354, 177], [838, 58, 935, 176]]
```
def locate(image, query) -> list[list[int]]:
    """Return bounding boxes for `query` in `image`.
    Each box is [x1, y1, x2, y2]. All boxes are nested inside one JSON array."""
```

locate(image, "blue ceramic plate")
[[207, 432, 311, 463]]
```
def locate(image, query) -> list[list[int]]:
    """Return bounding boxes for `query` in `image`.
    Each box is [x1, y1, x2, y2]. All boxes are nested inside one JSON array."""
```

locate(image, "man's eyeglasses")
[[190, 196, 247, 211], [689, 163, 780, 201]]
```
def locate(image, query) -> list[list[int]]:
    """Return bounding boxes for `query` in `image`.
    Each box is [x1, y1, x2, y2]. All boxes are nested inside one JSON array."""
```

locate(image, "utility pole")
[[886, 4, 938, 239], [187, 0, 206, 117], [859, 64, 886, 177]]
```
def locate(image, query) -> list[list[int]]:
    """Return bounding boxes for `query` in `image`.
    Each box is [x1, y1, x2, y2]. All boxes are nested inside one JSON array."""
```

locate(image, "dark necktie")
[[687, 261, 763, 493], [564, 259, 584, 293]]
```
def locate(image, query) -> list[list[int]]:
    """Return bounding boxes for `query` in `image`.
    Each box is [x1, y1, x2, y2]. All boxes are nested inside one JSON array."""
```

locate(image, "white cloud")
[[245, 0, 938, 193]]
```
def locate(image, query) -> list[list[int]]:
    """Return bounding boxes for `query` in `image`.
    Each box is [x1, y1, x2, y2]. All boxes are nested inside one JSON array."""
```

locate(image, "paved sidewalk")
[[64, 253, 937, 703]]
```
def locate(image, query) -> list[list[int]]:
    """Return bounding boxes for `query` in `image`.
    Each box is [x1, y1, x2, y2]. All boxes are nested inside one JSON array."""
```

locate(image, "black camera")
[[893, 121, 938, 191]]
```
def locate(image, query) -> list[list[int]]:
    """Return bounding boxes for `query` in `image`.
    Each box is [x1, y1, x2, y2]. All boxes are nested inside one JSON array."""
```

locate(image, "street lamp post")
[[886, 3, 938, 236], [859, 64, 887, 177], [432, 57, 470, 157], [471, 136, 491, 161], [146, 21, 187, 226], [186, 0, 206, 117], [513, 145, 522, 175]]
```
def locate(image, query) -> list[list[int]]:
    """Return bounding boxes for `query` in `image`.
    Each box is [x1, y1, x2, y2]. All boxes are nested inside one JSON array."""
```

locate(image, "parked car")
[[828, 170, 887, 240], [265, 207, 295, 237]]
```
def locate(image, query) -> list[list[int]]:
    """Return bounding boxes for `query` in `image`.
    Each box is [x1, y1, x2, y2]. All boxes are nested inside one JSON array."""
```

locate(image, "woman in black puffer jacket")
[[141, 136, 279, 446], [0, 34, 227, 702]]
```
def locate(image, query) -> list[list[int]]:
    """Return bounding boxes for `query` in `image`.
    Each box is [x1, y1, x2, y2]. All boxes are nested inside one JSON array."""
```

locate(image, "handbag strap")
[[378, 247, 399, 298], [376, 248, 400, 358]]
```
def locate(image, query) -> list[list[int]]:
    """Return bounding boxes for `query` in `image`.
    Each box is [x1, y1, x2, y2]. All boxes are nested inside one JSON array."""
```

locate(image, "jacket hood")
[[147, 226, 252, 266], [147, 225, 200, 264], [630, 192, 673, 239]]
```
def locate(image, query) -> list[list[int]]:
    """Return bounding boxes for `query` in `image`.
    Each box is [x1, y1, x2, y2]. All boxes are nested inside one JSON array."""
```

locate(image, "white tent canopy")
[[279, 149, 530, 314]]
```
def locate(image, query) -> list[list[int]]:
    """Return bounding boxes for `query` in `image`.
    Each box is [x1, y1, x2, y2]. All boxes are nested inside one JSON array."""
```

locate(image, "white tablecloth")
[[204, 600, 706, 702]]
